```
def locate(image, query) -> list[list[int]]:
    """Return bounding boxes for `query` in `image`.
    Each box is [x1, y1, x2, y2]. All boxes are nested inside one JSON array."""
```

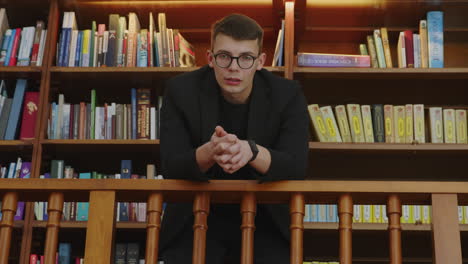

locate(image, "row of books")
[[47, 89, 163, 140], [306, 204, 468, 224], [308, 104, 468, 144], [297, 11, 443, 68], [303, 262, 339, 264], [0, 9, 48, 67], [0, 79, 39, 140], [57, 11, 195, 68]]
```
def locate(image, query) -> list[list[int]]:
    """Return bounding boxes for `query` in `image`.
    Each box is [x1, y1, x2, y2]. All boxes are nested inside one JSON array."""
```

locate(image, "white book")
[[455, 110, 467, 143], [405, 104, 414, 143], [361, 105, 374, 143], [62, 104, 70, 139], [56, 94, 65, 139], [413, 104, 425, 143], [307, 104, 328, 142], [346, 104, 365, 143], [68, 30, 78, 66], [14, 157, 22, 178], [413, 34, 421, 68], [37, 29, 47, 66], [320, 105, 342, 142], [429, 107, 443, 143], [443, 109, 456, 143], [7, 162, 16, 178], [0, 8, 9, 44], [150, 106, 156, 140]]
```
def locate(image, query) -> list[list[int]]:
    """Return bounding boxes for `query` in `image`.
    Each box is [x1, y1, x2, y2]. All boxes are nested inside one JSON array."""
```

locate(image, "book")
[[371, 104, 385, 142], [404, 30, 414, 68], [429, 107, 443, 143], [443, 109, 456, 143], [361, 105, 374, 143], [455, 110, 467, 143], [383, 105, 394, 143], [307, 104, 328, 142], [19, 92, 39, 139], [393, 106, 405, 143], [5, 79, 27, 140], [427, 11, 444, 68], [320, 106, 341, 142], [366, 35, 378, 68], [334, 105, 352, 142], [413, 104, 425, 143], [419, 20, 429, 68], [346, 104, 365, 143], [297, 52, 370, 68], [373, 29, 386, 68], [380, 27, 393, 68], [405, 104, 414, 143], [397, 31, 406, 68]]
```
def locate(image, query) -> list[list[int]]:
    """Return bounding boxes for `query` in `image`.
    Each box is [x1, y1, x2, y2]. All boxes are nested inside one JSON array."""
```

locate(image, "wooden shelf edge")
[[0, 140, 34, 146], [305, 222, 468, 231], [49, 66, 283, 73], [294, 67, 468, 74], [31, 220, 146, 229], [309, 142, 468, 151], [40, 139, 160, 145], [0, 66, 42, 72]]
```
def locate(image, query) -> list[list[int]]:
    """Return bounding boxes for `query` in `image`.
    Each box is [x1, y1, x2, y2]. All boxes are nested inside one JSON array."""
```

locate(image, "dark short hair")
[[211, 14, 263, 53]]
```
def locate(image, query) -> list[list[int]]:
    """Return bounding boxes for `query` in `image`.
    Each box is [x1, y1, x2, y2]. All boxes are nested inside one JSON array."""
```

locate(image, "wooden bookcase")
[[1, 0, 468, 263]]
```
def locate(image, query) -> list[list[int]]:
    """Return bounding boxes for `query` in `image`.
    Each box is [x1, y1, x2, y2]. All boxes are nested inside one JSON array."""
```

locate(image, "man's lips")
[[225, 77, 241, 85]]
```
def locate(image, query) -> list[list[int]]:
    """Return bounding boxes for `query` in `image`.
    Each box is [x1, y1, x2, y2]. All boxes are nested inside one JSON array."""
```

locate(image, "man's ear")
[[207, 50, 214, 68], [256, 52, 267, 70]]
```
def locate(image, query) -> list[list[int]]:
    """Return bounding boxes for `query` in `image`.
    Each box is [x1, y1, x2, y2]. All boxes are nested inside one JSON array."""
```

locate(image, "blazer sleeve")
[[160, 82, 209, 182], [260, 82, 309, 182]]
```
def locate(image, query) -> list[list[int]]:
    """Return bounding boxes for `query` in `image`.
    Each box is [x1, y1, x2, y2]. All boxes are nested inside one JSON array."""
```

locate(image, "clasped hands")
[[210, 125, 253, 174]]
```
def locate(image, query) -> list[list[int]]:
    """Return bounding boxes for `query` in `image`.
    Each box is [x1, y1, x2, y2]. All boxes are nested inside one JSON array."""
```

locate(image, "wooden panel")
[[84, 191, 116, 264], [431, 193, 462, 264]]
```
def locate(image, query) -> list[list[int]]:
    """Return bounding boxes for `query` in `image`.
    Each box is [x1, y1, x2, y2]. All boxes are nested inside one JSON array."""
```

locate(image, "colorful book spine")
[[371, 104, 385, 142], [427, 11, 444, 68], [373, 29, 386, 68], [297, 52, 370, 68]]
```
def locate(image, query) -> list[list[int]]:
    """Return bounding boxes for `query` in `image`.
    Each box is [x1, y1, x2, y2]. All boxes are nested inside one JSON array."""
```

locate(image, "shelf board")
[[50, 66, 284, 81], [294, 67, 468, 79], [0, 140, 35, 152], [14, 220, 24, 229], [41, 139, 159, 145], [309, 142, 468, 153], [0, 67, 42, 79], [32, 220, 146, 229]]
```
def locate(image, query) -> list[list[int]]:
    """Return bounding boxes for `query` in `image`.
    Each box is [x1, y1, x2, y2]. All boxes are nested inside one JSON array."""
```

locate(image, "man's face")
[[207, 33, 266, 103]]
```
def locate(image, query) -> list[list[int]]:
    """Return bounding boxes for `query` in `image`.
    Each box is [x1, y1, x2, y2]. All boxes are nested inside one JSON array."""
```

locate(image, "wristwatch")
[[247, 140, 259, 162]]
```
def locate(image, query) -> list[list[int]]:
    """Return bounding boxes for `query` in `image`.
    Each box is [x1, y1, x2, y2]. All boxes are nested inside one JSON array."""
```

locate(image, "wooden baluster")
[[145, 192, 164, 264], [432, 194, 462, 264], [84, 191, 116, 263], [44, 192, 64, 264], [284, 0, 295, 80], [192, 192, 210, 264], [240, 192, 256, 264], [387, 194, 402, 264], [0, 192, 18, 264], [338, 194, 353, 264], [290, 193, 304, 264]]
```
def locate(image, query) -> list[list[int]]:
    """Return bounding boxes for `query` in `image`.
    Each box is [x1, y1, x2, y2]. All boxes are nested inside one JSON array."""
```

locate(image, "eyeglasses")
[[213, 52, 258, 69]]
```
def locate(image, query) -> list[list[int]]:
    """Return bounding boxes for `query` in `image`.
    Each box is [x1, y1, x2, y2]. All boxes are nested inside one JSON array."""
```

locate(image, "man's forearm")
[[249, 144, 271, 174], [196, 141, 216, 172]]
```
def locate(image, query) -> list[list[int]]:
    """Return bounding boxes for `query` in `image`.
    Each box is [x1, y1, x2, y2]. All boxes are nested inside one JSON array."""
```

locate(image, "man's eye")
[[218, 54, 230, 60], [240, 55, 253, 61]]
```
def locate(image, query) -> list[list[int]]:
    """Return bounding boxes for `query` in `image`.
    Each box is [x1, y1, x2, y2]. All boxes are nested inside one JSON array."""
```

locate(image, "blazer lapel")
[[247, 72, 269, 145], [200, 68, 220, 144]]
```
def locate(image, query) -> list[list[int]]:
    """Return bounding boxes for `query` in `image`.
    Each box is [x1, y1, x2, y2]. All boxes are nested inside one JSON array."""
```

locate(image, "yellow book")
[[361, 105, 374, 143], [405, 104, 414, 143], [413, 205, 422, 223], [458, 206, 464, 224], [401, 205, 412, 223], [429, 107, 444, 143], [384, 105, 394, 143], [320, 106, 342, 142], [394, 106, 405, 143], [414, 104, 425, 143], [346, 104, 365, 142], [455, 110, 467, 143], [308, 104, 328, 142], [363, 205, 372, 223], [443, 109, 456, 143], [335, 105, 352, 142], [380, 27, 393, 68], [422, 205, 431, 224], [353, 204, 363, 223], [372, 205, 383, 223], [383, 205, 388, 223], [419, 20, 429, 68], [464, 206, 468, 224]]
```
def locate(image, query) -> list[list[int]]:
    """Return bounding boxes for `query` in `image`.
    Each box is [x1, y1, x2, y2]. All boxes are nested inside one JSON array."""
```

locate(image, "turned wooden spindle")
[[338, 194, 353, 264], [0, 192, 18, 264], [192, 192, 210, 264], [284, 0, 295, 80], [240, 192, 256, 264], [290, 193, 304, 264], [145, 192, 164, 264], [44, 192, 64, 264], [387, 194, 402, 264]]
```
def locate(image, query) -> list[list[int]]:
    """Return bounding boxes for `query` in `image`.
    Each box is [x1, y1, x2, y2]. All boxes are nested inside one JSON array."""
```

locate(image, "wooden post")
[[0, 192, 18, 264], [290, 192, 304, 264], [192, 192, 210, 264], [240, 192, 256, 264], [338, 194, 353, 264], [432, 194, 462, 264], [44, 192, 64, 264], [387, 194, 402, 264], [145, 192, 164, 264], [84, 191, 116, 264], [284, 0, 295, 80]]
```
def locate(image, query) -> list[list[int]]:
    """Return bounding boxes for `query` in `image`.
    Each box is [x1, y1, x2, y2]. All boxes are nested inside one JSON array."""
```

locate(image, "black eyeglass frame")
[[212, 52, 259, 69]]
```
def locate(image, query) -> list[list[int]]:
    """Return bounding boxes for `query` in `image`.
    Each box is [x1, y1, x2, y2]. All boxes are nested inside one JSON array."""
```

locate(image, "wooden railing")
[[0, 179, 466, 264]]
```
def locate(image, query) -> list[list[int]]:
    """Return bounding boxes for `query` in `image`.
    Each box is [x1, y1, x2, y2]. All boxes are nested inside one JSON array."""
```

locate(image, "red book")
[[29, 254, 37, 264], [8, 28, 21, 66], [19, 92, 40, 140], [404, 30, 414, 68]]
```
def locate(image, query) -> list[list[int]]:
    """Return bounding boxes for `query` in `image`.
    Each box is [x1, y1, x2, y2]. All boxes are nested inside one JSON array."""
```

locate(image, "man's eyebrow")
[[215, 50, 257, 56]]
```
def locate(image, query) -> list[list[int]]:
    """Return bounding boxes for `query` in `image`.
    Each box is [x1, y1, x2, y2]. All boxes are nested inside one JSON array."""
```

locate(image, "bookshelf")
[[1, 0, 468, 263]]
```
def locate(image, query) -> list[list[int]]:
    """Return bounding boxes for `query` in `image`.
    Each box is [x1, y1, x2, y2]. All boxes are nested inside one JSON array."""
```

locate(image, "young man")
[[160, 14, 309, 263]]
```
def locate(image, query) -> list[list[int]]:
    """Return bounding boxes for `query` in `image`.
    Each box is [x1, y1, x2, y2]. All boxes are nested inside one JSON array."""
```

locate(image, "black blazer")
[[159, 65, 309, 252]]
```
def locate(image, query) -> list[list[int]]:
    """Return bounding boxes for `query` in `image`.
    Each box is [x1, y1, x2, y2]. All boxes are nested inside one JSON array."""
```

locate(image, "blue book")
[[4, 29, 16, 66], [119, 202, 129, 221], [14, 202, 24, 220], [277, 19, 285, 66], [427, 11, 444, 68], [62, 28, 71, 67], [131, 88, 137, 139], [75, 31, 83, 67], [0, 30, 11, 65], [77, 172, 91, 221], [153, 34, 160, 67], [5, 79, 27, 140], [58, 243, 71, 264], [120, 160, 132, 179]]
